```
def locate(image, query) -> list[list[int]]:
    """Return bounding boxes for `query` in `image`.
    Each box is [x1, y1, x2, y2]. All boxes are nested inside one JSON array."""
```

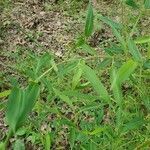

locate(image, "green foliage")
[[82, 63, 110, 102], [0, 1, 149, 149], [144, 0, 150, 9], [13, 139, 25, 150], [85, 1, 94, 37], [6, 83, 40, 133]]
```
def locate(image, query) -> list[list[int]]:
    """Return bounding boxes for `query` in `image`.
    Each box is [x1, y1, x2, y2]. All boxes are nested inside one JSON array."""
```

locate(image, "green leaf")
[[63, 90, 99, 103], [99, 15, 123, 30], [123, 117, 144, 133], [44, 133, 51, 150], [80, 43, 97, 55], [98, 58, 112, 70], [125, 0, 139, 9], [134, 36, 150, 44], [35, 53, 51, 74], [144, 0, 150, 9], [112, 27, 126, 50], [0, 90, 11, 98], [85, 2, 94, 37], [143, 59, 150, 69], [112, 59, 137, 86], [72, 63, 83, 89], [57, 60, 79, 77], [83, 127, 106, 135], [128, 38, 142, 62], [82, 64, 110, 102], [111, 68, 123, 105], [6, 83, 40, 132], [78, 103, 103, 114], [13, 139, 25, 150], [104, 44, 124, 55], [0, 142, 5, 150], [53, 88, 73, 107], [69, 127, 76, 149]]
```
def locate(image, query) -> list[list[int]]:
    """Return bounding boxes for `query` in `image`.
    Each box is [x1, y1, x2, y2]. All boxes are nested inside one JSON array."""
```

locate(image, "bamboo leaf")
[[111, 68, 123, 105], [80, 43, 97, 55], [53, 88, 73, 107], [85, 2, 94, 37], [99, 15, 123, 30], [128, 38, 142, 62], [82, 64, 110, 102], [112, 59, 137, 86], [72, 63, 83, 89]]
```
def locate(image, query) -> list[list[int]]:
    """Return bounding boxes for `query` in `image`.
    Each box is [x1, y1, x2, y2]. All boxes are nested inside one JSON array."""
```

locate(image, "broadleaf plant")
[[5, 83, 40, 148]]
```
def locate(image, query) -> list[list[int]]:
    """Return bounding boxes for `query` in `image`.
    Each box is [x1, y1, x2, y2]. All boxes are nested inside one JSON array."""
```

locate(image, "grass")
[[0, 0, 150, 149]]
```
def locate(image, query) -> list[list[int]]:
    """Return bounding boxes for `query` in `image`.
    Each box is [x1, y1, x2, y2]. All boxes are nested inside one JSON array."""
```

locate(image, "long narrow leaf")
[[112, 59, 137, 87], [128, 38, 142, 62], [82, 64, 110, 102], [85, 2, 94, 37]]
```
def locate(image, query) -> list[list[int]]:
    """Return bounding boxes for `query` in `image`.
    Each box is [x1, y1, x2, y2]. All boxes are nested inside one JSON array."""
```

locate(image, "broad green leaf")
[[112, 59, 137, 86], [53, 88, 73, 107], [6, 83, 40, 132], [13, 139, 25, 150], [128, 38, 142, 62], [144, 0, 150, 9], [0, 90, 11, 98], [85, 2, 94, 37], [82, 64, 110, 102], [134, 36, 150, 44], [125, 0, 139, 9]]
